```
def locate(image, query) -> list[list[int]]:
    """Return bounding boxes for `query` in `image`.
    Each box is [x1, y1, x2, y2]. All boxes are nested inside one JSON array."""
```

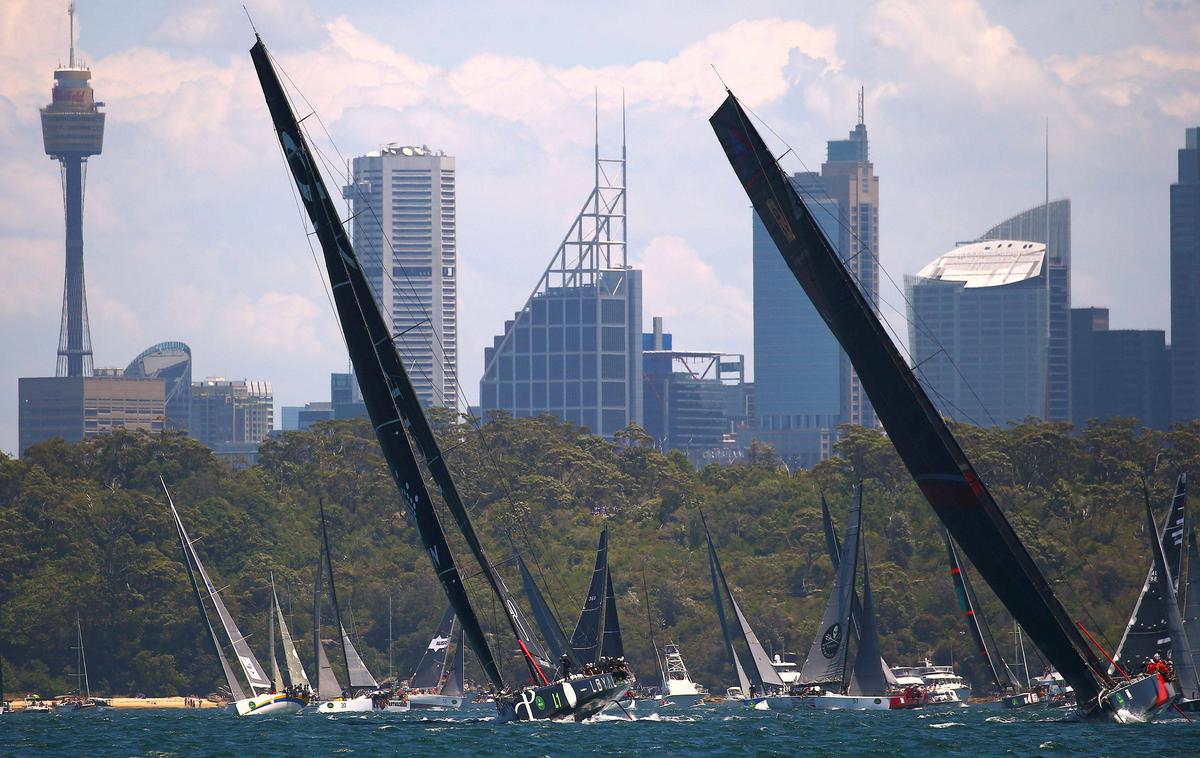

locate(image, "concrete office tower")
[[18, 375, 165, 455], [480, 112, 642, 437], [41, 4, 104, 377], [345, 145, 457, 409], [1171, 127, 1200, 422], [979, 199, 1071, 422], [907, 240, 1049, 426], [188, 378, 273, 448], [1071, 308, 1169, 430]]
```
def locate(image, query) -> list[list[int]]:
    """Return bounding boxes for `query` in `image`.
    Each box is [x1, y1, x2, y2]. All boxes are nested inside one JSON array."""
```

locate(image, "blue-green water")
[[2, 702, 1196, 757]]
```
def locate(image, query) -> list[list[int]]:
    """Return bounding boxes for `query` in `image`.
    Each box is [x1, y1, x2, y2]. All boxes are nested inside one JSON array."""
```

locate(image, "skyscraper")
[[344, 144, 457, 409], [1072, 308, 1169, 430], [40, 4, 104, 377], [124, 341, 192, 431], [979, 199, 1071, 422], [1171, 127, 1200, 422], [480, 116, 642, 437], [907, 240, 1049, 426], [188, 378, 273, 448]]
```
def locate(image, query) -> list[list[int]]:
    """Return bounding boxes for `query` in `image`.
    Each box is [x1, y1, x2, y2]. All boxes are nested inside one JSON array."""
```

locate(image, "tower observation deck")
[[41, 3, 104, 377]]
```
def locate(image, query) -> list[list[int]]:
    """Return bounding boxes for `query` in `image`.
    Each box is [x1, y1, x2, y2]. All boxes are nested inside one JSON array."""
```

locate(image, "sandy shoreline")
[[9, 696, 220, 710]]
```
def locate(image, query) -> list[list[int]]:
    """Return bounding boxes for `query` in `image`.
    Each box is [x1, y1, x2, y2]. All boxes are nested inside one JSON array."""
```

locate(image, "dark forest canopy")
[[3, 414, 1199, 698]]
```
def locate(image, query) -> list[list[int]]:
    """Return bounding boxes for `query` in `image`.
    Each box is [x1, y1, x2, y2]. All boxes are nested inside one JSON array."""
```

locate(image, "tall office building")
[[907, 240, 1049, 426], [188, 378, 273, 448], [1171, 127, 1200, 422], [41, 5, 104, 377], [18, 376, 164, 455], [1072, 308, 1169, 429], [480, 119, 642, 437], [124, 341, 191, 431], [344, 145, 457, 409], [979, 199, 1071, 422]]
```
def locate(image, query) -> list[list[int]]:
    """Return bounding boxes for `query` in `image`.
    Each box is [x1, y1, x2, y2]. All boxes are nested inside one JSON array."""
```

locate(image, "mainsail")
[[272, 578, 309, 688], [601, 567, 625, 660], [569, 530, 610, 665], [847, 533, 888, 696], [442, 629, 466, 697], [519, 554, 576, 666], [167, 490, 246, 701], [800, 485, 861, 688], [705, 523, 750, 695], [1184, 497, 1200, 686], [1143, 492, 1200, 698], [944, 529, 1019, 693], [268, 593, 282, 691], [411, 607, 456, 690], [1112, 474, 1188, 675], [250, 36, 507, 691], [711, 93, 1108, 710]]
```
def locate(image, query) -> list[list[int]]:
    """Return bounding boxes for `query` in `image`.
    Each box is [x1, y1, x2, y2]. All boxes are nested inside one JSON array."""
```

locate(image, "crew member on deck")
[[560, 654, 571, 680]]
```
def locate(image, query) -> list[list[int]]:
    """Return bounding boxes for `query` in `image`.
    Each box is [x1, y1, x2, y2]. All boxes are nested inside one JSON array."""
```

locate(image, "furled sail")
[[441, 628, 466, 697], [711, 93, 1107, 709], [411, 607, 456, 690], [569, 530, 609, 665], [945, 529, 1020, 693], [272, 578, 309, 688], [167, 490, 246, 701], [601, 568, 625, 660], [1112, 474, 1188, 675], [1144, 491, 1200, 697], [847, 532, 888, 696], [251, 36, 506, 691], [799, 484, 861, 687], [519, 554, 577, 667], [341, 624, 379, 690]]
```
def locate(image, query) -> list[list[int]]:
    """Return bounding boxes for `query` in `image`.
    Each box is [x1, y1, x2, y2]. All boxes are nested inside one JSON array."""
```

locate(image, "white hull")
[[654, 692, 705, 707], [229, 693, 307, 717], [408, 693, 463, 710], [800, 693, 922, 711], [313, 695, 408, 713]]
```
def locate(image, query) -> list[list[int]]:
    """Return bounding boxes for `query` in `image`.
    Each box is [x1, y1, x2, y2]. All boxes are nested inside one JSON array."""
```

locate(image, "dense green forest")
[[2, 413, 1198, 699]]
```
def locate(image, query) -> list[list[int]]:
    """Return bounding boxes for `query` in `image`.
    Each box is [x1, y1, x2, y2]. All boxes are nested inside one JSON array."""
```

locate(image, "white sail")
[[268, 590, 282, 691], [272, 580, 309, 688], [341, 624, 379, 690], [316, 642, 344, 700]]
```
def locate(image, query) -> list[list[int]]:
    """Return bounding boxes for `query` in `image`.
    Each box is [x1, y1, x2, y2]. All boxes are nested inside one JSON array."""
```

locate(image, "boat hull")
[[498, 673, 629, 722], [1097, 673, 1177, 723], [313, 695, 401, 713], [230, 692, 307, 717], [800, 692, 926, 711], [655, 692, 706, 707], [1001, 691, 1043, 709], [408, 693, 463, 710]]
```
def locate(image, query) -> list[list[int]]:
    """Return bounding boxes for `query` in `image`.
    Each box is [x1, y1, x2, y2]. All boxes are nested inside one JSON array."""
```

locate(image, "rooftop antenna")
[[858, 86, 864, 125], [594, 87, 600, 188], [68, 1, 75, 67], [1044, 117, 1050, 258]]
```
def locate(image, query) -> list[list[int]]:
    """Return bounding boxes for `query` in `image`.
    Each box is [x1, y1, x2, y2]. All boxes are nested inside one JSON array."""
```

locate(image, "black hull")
[[1094, 673, 1178, 722], [498, 673, 628, 722]]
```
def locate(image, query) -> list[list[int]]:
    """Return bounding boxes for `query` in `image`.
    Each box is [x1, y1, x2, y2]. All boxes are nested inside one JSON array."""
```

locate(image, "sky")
[[1, 0, 1197, 456]]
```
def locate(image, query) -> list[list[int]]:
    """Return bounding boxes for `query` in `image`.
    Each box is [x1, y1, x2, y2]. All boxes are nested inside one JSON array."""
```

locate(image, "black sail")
[[519, 554, 577, 667], [569, 530, 609, 665], [251, 37, 505, 691], [847, 532, 888, 696], [1112, 474, 1188, 675], [1183, 491, 1200, 686], [442, 629, 466, 697], [710, 93, 1107, 709], [1143, 492, 1199, 696], [601, 567, 625, 660], [703, 513, 751, 694], [410, 606, 456, 690], [945, 528, 1020, 693], [800, 487, 861, 687]]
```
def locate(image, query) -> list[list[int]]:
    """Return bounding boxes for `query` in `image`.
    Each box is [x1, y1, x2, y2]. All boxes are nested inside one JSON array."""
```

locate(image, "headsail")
[[847, 531, 888, 696], [250, 37, 506, 690], [702, 512, 751, 694], [601, 567, 625, 660], [441, 628, 466, 697], [799, 484, 861, 687], [711, 93, 1107, 709], [272, 577, 309, 688], [569, 530, 609, 665], [519, 554, 576, 666], [341, 624, 379, 690], [316, 640, 344, 699], [1112, 474, 1188, 675], [1143, 490, 1200, 697], [945, 529, 1020, 693], [269, 590, 282, 691], [411, 607, 456, 689]]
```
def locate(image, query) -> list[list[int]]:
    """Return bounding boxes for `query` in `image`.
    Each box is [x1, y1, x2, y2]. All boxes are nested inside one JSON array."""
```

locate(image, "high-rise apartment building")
[[480, 122, 641, 437], [188, 378, 273, 448], [344, 145, 457, 409], [979, 199, 1071, 422], [907, 240, 1049, 426], [1171, 127, 1200, 422]]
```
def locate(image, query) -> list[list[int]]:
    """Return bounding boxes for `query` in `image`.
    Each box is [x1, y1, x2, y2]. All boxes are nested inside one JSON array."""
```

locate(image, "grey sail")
[[519, 554, 576, 666], [269, 595, 282, 691], [1185, 501, 1200, 687], [273, 579, 309, 688], [316, 641, 343, 699], [168, 494, 246, 701], [702, 512, 751, 694], [441, 628, 466, 697], [728, 590, 785, 688], [341, 624, 379, 690], [411, 607, 456, 689], [1144, 491, 1200, 698], [800, 485, 861, 686], [847, 531, 889, 696], [601, 567, 625, 660]]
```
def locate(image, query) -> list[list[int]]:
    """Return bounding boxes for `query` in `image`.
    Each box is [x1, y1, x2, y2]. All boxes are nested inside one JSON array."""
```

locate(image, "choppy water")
[[1, 701, 1195, 757]]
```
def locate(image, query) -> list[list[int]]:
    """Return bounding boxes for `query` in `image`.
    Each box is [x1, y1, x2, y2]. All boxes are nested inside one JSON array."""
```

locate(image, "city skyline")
[[1, 1, 1197, 454]]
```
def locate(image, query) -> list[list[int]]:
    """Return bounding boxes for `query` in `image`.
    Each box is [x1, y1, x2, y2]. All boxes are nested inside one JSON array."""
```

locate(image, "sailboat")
[[250, 33, 629, 722], [270, 575, 312, 699], [796, 485, 924, 710], [54, 615, 101, 711], [710, 91, 1177, 722], [407, 607, 465, 709], [164, 481, 307, 716], [311, 501, 395, 713], [1179, 477, 1200, 711], [699, 510, 783, 709]]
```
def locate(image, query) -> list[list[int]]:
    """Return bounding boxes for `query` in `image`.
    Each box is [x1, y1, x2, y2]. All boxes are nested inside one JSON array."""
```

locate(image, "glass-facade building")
[[1171, 127, 1200, 422], [344, 145, 457, 410], [124, 341, 191, 431], [907, 240, 1049, 426], [1071, 308, 1169, 430]]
